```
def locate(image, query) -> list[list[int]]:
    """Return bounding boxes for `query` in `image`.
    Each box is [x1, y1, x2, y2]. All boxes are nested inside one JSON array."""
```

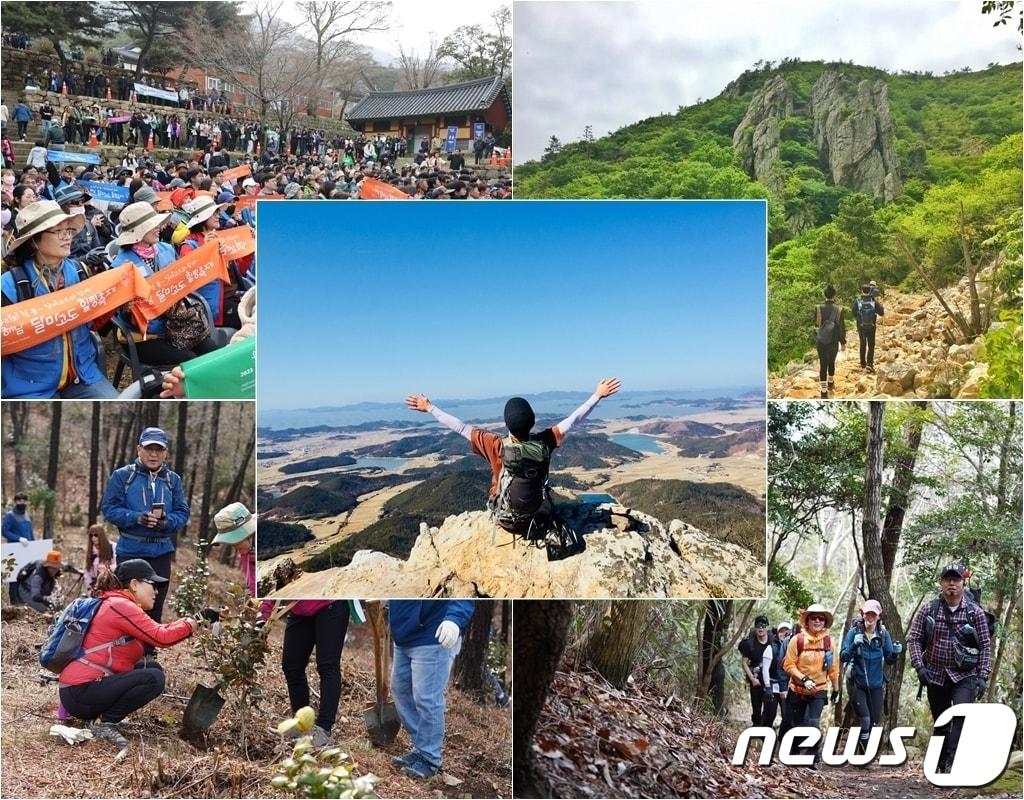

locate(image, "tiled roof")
[[346, 76, 510, 121]]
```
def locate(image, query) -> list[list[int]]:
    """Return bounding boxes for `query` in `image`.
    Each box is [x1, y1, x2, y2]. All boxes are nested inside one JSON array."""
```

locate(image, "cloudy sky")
[[513, 0, 1022, 163]]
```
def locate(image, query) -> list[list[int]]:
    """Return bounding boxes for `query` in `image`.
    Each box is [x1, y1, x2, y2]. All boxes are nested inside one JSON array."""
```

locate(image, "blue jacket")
[[12, 103, 32, 122], [389, 601, 475, 648], [1, 510, 33, 542], [101, 459, 189, 559], [178, 235, 222, 325], [110, 244, 178, 336], [1, 258, 109, 398], [840, 623, 897, 689]]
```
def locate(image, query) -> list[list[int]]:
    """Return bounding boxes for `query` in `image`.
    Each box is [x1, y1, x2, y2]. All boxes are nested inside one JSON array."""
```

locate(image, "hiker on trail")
[[100, 427, 189, 624], [840, 599, 902, 758], [907, 563, 991, 774], [2, 491, 33, 542], [782, 604, 840, 769], [82, 524, 117, 592], [814, 284, 845, 399], [389, 600, 475, 780], [868, 280, 882, 300], [404, 378, 622, 534], [1, 200, 119, 399], [13, 550, 69, 611], [774, 621, 793, 736], [852, 284, 884, 373], [738, 615, 779, 727], [58, 559, 204, 750]]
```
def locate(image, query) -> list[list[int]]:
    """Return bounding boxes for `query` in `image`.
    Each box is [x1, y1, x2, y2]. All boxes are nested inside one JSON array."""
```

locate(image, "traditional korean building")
[[345, 76, 510, 153]]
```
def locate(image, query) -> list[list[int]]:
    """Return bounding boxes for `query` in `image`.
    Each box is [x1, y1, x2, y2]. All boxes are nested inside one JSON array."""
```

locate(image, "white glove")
[[435, 620, 460, 649], [49, 724, 93, 745], [19, 537, 29, 547]]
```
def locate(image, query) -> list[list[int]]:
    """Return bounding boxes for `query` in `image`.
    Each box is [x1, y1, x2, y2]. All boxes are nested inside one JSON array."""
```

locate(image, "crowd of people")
[[739, 564, 991, 772]]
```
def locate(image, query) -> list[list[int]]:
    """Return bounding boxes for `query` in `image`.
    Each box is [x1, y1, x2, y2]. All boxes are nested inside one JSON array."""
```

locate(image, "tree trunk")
[[7, 404, 32, 493], [89, 404, 101, 525], [454, 601, 494, 701], [587, 600, 653, 689], [198, 404, 221, 548], [224, 428, 255, 505], [861, 402, 907, 735], [699, 600, 734, 714], [880, 402, 927, 576], [988, 558, 1019, 702], [45, 404, 62, 538], [513, 600, 572, 799]]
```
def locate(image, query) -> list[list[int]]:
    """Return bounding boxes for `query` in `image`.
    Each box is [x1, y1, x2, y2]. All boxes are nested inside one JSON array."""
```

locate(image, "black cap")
[[504, 397, 535, 440], [116, 559, 169, 584], [754, 615, 769, 628], [940, 563, 966, 579]]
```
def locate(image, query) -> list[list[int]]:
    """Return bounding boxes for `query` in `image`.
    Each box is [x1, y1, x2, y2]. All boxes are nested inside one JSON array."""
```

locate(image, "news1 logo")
[[732, 703, 1017, 786]]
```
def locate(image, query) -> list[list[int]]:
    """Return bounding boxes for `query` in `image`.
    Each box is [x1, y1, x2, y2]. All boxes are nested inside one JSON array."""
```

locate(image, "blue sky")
[[258, 200, 766, 408]]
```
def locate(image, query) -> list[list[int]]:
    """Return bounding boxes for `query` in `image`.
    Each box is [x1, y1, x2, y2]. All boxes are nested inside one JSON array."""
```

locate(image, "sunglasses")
[[807, 615, 827, 622]]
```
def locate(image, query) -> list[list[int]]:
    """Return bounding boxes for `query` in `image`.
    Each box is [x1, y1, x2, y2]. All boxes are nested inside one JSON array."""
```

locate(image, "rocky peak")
[[265, 502, 765, 599], [732, 75, 794, 196], [809, 71, 902, 202]]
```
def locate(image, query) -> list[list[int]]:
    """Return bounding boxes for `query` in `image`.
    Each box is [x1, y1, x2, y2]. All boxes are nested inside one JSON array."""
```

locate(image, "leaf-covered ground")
[[531, 667, 1020, 799], [0, 551, 511, 799]]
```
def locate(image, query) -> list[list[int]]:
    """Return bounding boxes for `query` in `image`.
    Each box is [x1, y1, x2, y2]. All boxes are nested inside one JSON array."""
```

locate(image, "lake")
[[609, 433, 665, 454]]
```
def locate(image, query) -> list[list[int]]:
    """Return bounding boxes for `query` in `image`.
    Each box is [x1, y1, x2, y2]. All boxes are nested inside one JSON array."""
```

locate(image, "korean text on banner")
[[136, 241, 228, 320], [183, 336, 256, 399], [221, 164, 253, 182], [207, 226, 255, 259], [77, 181, 131, 204], [1, 268, 151, 356], [358, 178, 410, 200]]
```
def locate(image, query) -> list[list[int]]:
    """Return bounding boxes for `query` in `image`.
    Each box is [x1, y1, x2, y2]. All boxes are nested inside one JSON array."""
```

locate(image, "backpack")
[[15, 560, 39, 586], [816, 303, 841, 346], [855, 299, 877, 329], [38, 596, 133, 675], [164, 293, 212, 350], [919, 596, 992, 671], [6, 262, 90, 305], [796, 632, 834, 671], [493, 437, 552, 533]]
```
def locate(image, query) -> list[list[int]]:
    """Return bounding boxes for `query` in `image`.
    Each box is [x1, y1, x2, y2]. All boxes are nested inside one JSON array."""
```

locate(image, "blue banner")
[[445, 125, 458, 153], [76, 180, 130, 203], [473, 122, 486, 140], [47, 150, 101, 165]]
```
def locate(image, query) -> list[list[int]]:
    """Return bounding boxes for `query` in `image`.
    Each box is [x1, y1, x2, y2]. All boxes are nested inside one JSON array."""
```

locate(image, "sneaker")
[[91, 721, 129, 749], [399, 755, 439, 780], [391, 750, 418, 768], [866, 365, 875, 373], [496, 691, 510, 709], [309, 725, 331, 749]]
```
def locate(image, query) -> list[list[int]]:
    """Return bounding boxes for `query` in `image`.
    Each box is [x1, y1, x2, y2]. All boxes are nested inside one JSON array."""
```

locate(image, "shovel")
[[363, 602, 401, 746], [181, 681, 226, 734]]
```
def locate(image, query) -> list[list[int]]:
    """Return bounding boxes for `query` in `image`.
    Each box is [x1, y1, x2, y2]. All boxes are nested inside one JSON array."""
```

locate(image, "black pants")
[[60, 667, 165, 723], [778, 691, 794, 737], [817, 341, 839, 382], [851, 683, 884, 750], [760, 690, 779, 727], [16, 120, 27, 138], [135, 335, 218, 367], [927, 676, 976, 769], [789, 690, 827, 762], [858, 325, 877, 366], [747, 683, 777, 725], [143, 552, 173, 623], [282, 601, 348, 732]]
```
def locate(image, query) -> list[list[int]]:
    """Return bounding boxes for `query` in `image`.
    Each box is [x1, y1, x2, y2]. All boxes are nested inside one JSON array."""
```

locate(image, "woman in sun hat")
[[1, 200, 118, 398], [783, 604, 840, 769], [110, 200, 217, 364], [177, 194, 229, 325], [840, 598, 902, 758]]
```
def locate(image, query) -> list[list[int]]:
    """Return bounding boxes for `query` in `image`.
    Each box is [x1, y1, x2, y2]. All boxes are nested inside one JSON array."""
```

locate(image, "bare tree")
[[198, 403, 221, 548], [396, 38, 446, 90], [586, 600, 654, 688], [45, 405, 62, 537], [89, 404, 101, 525]]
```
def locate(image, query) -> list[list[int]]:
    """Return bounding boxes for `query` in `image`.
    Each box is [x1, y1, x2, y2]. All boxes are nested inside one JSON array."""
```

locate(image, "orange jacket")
[[783, 629, 840, 695]]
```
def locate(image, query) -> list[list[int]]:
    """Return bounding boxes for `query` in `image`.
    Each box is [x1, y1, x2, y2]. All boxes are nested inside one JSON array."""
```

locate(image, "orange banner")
[[234, 194, 283, 213], [221, 164, 252, 182], [135, 241, 229, 321], [207, 225, 255, 259], [1, 267, 150, 356], [358, 178, 410, 200]]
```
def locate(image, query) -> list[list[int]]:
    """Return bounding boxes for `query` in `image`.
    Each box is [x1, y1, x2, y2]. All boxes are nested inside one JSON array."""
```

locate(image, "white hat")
[[182, 194, 226, 228], [115, 201, 170, 246]]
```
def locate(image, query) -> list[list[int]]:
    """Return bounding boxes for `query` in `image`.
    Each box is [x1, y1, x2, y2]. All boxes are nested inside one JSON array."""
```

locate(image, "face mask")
[[2, 175, 14, 187], [15, 504, 27, 512], [67, 205, 84, 215]]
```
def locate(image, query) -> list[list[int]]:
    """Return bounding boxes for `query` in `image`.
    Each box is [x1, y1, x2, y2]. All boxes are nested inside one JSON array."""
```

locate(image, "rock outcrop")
[[732, 75, 794, 196], [267, 503, 765, 599], [769, 269, 1009, 399], [809, 71, 901, 202]]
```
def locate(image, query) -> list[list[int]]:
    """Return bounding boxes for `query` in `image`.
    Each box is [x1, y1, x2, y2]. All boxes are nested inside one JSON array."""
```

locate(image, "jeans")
[[391, 638, 460, 769], [60, 667, 165, 723], [927, 676, 977, 769], [16, 121, 28, 139], [282, 601, 348, 732], [60, 377, 119, 399], [789, 690, 827, 763]]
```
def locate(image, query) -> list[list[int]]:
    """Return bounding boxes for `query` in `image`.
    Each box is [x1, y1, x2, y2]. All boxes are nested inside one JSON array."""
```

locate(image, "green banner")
[[183, 337, 256, 400]]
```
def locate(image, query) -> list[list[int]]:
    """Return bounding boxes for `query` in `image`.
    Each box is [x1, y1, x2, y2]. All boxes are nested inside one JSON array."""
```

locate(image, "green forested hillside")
[[517, 60, 1022, 394]]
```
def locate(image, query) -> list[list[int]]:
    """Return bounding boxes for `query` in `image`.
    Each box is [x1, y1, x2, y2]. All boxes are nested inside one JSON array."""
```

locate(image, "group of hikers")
[[814, 281, 884, 398], [4, 427, 494, 780], [740, 563, 991, 772], [1, 141, 258, 399]]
